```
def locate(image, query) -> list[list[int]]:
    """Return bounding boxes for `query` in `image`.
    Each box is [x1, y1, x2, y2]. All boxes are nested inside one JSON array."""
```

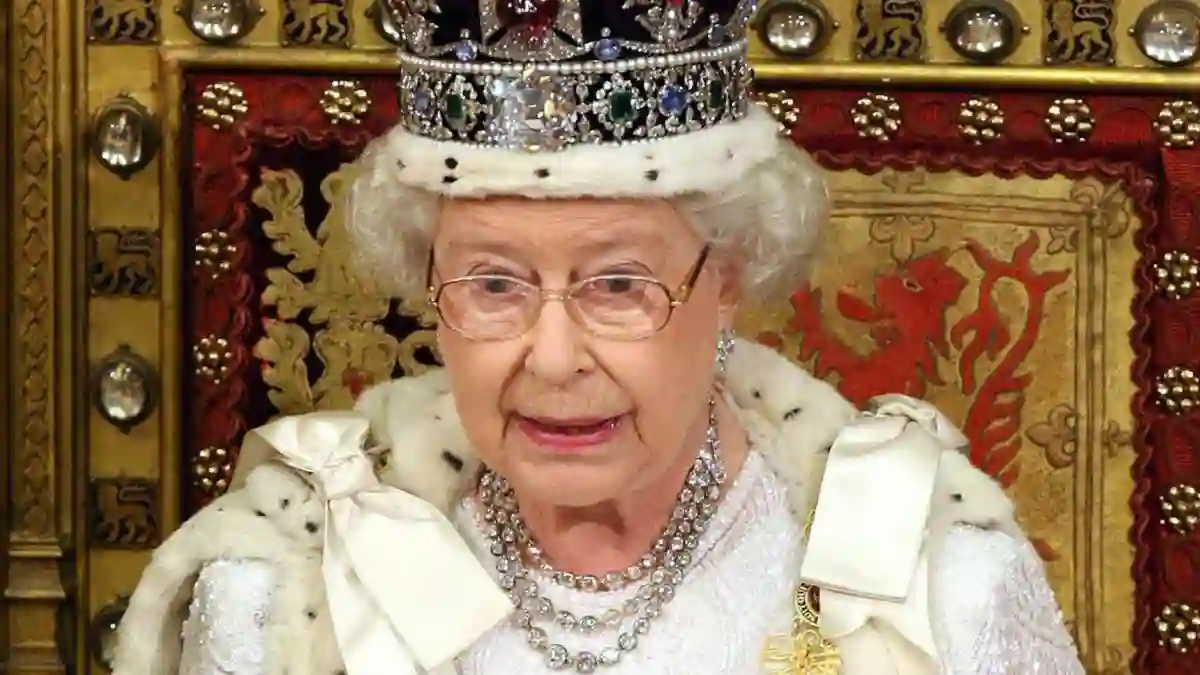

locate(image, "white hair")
[[343, 135, 828, 303]]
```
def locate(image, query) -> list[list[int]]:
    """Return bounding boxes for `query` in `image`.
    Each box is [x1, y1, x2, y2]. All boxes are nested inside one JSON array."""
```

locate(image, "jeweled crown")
[[384, 0, 755, 151]]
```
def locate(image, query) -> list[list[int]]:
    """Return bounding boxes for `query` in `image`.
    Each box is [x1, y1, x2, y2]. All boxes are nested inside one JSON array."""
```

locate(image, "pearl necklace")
[[479, 402, 725, 672]]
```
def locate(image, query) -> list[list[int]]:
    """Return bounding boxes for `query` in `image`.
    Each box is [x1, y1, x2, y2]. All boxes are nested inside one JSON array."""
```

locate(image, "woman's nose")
[[522, 301, 593, 385]]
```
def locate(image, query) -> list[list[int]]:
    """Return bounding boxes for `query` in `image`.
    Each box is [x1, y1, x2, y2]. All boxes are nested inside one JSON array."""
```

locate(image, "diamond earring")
[[714, 329, 736, 377]]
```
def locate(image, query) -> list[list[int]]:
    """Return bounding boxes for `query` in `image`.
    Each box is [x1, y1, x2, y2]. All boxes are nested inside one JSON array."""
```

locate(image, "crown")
[[383, 0, 756, 152]]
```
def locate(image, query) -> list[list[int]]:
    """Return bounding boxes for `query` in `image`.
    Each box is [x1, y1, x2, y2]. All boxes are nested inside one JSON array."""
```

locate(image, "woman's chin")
[[508, 462, 632, 508]]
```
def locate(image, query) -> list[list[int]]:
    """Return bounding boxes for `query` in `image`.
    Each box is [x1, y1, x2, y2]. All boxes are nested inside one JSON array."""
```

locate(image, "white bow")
[[243, 411, 512, 675], [799, 395, 961, 659]]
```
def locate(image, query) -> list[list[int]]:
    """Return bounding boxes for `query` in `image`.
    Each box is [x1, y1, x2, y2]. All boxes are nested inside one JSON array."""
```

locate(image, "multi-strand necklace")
[[477, 401, 726, 672]]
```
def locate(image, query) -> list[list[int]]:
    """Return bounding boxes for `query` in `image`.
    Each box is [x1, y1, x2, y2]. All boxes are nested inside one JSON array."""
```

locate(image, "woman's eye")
[[598, 277, 635, 294], [481, 278, 518, 294]]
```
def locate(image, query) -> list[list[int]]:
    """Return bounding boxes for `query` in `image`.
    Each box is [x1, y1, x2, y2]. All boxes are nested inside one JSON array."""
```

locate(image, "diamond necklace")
[[478, 399, 726, 672]]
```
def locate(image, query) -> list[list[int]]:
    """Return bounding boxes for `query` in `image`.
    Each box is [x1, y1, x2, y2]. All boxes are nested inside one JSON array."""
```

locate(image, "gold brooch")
[[763, 583, 841, 675]]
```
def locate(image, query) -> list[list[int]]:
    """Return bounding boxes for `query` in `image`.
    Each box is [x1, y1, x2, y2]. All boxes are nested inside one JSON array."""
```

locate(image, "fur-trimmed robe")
[[112, 340, 1080, 675]]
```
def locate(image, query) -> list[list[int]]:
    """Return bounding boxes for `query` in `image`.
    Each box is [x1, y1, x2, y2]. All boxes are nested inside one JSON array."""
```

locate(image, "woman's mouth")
[[515, 415, 623, 451]]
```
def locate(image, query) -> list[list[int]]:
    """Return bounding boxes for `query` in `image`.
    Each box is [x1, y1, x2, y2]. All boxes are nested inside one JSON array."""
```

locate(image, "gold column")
[[6, 0, 82, 673]]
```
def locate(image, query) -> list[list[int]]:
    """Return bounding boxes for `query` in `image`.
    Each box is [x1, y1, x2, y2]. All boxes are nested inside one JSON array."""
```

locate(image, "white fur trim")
[[114, 337, 1018, 675], [375, 106, 783, 198]]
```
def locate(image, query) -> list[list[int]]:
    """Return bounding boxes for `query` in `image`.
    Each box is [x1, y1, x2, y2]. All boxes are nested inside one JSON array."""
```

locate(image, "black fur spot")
[[751, 389, 762, 399], [216, 507, 225, 512], [444, 157, 458, 169], [442, 175, 458, 184], [280, 498, 290, 509], [397, 159, 406, 170], [306, 609, 318, 620], [254, 510, 267, 517], [644, 169, 659, 181], [305, 520, 319, 533], [950, 493, 964, 502], [783, 407, 802, 421], [441, 450, 465, 473], [434, 414, 442, 421], [535, 168, 550, 178]]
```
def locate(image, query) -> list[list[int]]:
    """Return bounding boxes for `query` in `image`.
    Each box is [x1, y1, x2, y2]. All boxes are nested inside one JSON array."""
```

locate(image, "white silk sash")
[[799, 395, 967, 661], [242, 412, 512, 675]]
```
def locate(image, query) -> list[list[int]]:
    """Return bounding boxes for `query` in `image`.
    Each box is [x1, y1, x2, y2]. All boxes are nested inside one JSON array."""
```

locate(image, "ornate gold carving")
[[1160, 485, 1200, 535], [1153, 250, 1199, 299], [753, 90, 801, 135], [197, 82, 249, 130], [89, 477, 159, 549], [86, 0, 159, 44], [88, 227, 160, 297], [1045, 97, 1094, 143], [958, 97, 1004, 144], [850, 93, 901, 141], [854, 0, 923, 62], [193, 335, 233, 384], [1155, 366, 1200, 414], [194, 230, 237, 280], [251, 166, 438, 414], [1026, 403, 1078, 469], [763, 583, 840, 674], [14, 0, 56, 542], [321, 79, 371, 125], [193, 446, 234, 497], [282, 0, 353, 47], [1043, 0, 1115, 65], [1156, 603, 1200, 653], [1156, 100, 1200, 148]]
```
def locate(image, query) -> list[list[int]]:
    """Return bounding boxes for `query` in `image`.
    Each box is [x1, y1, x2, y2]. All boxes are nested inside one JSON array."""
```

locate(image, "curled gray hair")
[[344, 140, 828, 303]]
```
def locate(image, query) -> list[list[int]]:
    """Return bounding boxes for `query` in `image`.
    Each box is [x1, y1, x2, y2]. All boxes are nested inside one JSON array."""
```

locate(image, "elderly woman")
[[113, 0, 1086, 674]]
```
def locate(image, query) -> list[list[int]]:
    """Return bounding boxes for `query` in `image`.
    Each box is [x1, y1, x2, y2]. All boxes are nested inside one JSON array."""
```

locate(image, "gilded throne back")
[[9, 1, 1199, 675]]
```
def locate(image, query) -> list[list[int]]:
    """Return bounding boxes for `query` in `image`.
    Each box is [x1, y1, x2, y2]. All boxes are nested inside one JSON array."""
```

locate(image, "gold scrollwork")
[[854, 0, 923, 62], [1043, 0, 1115, 65], [86, 0, 159, 44], [88, 227, 161, 297], [282, 0, 354, 47], [89, 477, 159, 549], [251, 165, 437, 415], [1025, 403, 1078, 469]]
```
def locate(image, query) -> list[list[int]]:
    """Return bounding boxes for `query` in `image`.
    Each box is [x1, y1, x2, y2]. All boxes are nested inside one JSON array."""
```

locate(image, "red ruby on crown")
[[496, 0, 560, 32]]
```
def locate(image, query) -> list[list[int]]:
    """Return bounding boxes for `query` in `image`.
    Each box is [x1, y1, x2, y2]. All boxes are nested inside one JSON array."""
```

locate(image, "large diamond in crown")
[[487, 72, 578, 151]]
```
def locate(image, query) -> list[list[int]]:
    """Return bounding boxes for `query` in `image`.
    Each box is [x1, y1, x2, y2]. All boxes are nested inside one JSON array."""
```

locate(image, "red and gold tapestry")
[[183, 73, 1198, 675]]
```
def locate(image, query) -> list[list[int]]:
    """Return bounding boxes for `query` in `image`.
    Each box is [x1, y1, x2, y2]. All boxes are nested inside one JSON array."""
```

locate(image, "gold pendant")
[[763, 583, 842, 674]]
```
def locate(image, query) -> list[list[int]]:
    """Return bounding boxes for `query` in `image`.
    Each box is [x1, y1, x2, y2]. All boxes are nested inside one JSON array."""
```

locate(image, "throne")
[[6, 1, 1200, 674]]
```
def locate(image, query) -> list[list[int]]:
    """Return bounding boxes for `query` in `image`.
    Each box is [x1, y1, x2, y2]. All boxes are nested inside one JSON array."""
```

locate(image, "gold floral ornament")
[[958, 97, 1004, 144], [1156, 603, 1200, 653], [1155, 366, 1200, 414], [1153, 250, 1199, 299], [851, 93, 901, 142], [1161, 485, 1200, 535], [194, 230, 237, 280], [763, 583, 840, 674], [1156, 100, 1200, 149], [193, 335, 233, 384], [321, 79, 372, 125], [197, 82, 249, 130], [754, 90, 801, 135], [251, 165, 439, 415], [192, 446, 233, 497], [1045, 97, 1094, 143]]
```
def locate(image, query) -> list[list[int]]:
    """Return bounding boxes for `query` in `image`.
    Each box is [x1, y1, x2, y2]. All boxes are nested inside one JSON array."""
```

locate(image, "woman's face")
[[432, 197, 738, 509]]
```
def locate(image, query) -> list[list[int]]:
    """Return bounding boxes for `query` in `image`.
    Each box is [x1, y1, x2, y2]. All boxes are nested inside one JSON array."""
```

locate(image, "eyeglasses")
[[426, 245, 711, 341]]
